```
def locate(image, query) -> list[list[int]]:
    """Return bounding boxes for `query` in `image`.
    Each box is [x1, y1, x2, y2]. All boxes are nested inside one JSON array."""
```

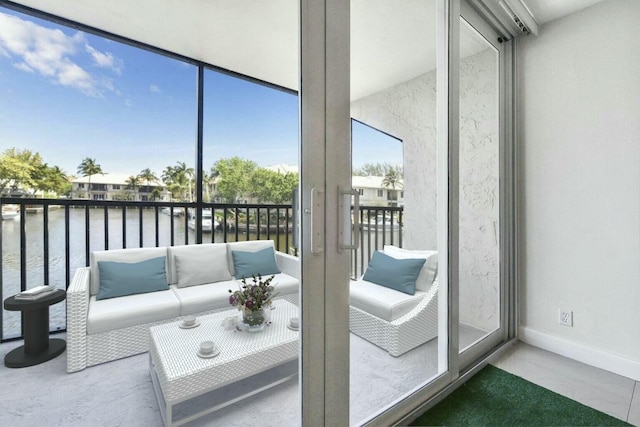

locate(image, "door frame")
[[457, 0, 515, 369], [299, 0, 351, 424]]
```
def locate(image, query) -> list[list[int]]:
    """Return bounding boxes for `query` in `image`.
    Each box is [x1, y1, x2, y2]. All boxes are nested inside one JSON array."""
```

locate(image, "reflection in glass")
[[350, 1, 441, 424], [458, 18, 501, 352]]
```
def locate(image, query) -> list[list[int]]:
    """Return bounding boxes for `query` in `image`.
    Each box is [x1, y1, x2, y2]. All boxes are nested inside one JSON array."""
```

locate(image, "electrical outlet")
[[559, 310, 573, 327]]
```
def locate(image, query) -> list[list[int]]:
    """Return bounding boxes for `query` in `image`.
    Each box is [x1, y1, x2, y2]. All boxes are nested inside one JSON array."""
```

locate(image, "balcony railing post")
[[103, 206, 109, 250], [43, 204, 50, 286]]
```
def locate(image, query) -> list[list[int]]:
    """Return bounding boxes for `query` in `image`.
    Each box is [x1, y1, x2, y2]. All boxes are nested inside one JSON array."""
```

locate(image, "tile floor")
[[1, 335, 638, 426], [491, 342, 640, 426]]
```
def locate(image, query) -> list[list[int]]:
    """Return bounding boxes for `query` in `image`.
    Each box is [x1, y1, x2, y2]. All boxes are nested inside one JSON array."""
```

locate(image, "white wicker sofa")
[[67, 240, 299, 373], [349, 245, 438, 357]]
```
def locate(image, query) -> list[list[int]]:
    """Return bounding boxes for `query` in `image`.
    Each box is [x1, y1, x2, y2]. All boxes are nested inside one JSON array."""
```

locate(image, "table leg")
[[24, 306, 50, 354], [4, 305, 66, 368]]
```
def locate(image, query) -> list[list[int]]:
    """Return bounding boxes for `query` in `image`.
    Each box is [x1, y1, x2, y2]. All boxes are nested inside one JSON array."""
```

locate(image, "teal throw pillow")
[[96, 256, 169, 300], [232, 247, 281, 279], [362, 251, 425, 295]]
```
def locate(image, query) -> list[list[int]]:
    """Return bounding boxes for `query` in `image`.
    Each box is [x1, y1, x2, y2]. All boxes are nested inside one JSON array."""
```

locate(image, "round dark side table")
[[3, 289, 66, 368]]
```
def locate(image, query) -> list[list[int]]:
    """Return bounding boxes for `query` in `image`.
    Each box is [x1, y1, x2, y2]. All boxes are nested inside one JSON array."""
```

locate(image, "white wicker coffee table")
[[149, 299, 299, 427]]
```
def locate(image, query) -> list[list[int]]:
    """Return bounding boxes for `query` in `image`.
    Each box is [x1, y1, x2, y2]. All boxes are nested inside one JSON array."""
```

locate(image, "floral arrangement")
[[228, 274, 278, 314]]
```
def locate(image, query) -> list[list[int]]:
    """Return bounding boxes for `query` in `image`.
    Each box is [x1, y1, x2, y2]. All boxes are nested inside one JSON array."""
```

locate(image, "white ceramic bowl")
[[182, 315, 196, 327], [289, 317, 300, 328], [200, 340, 215, 354]]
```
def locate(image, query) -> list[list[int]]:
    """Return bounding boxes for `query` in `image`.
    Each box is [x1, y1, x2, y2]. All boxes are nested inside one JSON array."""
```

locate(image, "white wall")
[[518, 0, 640, 379]]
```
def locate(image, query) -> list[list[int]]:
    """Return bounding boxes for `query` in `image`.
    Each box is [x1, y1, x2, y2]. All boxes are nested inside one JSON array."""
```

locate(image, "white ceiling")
[[11, 0, 606, 101], [524, 0, 606, 25], [11, 0, 300, 92]]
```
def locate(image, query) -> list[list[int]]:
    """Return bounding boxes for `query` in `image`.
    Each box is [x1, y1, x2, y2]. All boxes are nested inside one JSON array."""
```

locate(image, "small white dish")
[[179, 320, 201, 329], [196, 348, 220, 358], [287, 324, 299, 331]]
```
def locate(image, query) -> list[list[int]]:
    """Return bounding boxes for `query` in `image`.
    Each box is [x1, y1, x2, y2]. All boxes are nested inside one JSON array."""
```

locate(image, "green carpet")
[[411, 365, 630, 426]]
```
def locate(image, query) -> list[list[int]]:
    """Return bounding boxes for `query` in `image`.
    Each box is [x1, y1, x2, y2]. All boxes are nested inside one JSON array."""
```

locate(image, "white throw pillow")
[[173, 247, 232, 288], [383, 245, 438, 292]]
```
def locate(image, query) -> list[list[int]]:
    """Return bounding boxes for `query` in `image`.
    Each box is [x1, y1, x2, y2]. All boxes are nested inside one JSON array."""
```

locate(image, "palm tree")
[[150, 187, 162, 201], [382, 168, 402, 189], [125, 175, 141, 201], [202, 170, 214, 202], [161, 166, 175, 184], [161, 166, 176, 200], [77, 158, 103, 199], [382, 168, 403, 206], [138, 168, 158, 196], [173, 162, 195, 202]]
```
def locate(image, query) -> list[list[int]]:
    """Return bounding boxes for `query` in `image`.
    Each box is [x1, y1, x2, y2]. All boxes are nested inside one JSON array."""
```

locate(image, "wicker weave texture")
[[349, 279, 439, 356], [276, 252, 301, 279], [149, 299, 299, 403], [67, 267, 90, 373]]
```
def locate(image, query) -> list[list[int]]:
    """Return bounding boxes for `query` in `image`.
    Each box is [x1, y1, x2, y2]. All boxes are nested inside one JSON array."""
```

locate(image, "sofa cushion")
[[362, 251, 425, 295], [87, 289, 180, 334], [350, 279, 426, 322], [384, 245, 438, 292], [96, 256, 169, 300], [171, 280, 239, 315], [226, 240, 276, 277], [232, 247, 281, 279], [90, 247, 168, 296], [167, 243, 231, 287]]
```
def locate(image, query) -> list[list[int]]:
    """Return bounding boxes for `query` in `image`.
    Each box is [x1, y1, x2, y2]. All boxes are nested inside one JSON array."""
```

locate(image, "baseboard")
[[518, 326, 640, 382]]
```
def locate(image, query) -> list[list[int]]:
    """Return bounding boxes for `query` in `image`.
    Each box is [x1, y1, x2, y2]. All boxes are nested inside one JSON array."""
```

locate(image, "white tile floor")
[[492, 342, 640, 426]]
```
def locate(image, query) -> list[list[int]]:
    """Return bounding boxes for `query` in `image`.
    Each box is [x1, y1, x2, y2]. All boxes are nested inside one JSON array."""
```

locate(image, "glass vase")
[[242, 308, 266, 332]]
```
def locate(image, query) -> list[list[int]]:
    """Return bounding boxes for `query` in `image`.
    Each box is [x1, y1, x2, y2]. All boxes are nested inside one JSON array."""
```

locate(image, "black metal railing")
[[0, 197, 402, 341], [352, 206, 403, 278]]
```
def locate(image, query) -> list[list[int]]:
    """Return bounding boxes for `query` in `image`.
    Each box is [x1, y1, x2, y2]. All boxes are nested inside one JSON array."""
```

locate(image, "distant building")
[[352, 176, 404, 207], [71, 174, 171, 201], [70, 169, 402, 206], [261, 167, 404, 207]]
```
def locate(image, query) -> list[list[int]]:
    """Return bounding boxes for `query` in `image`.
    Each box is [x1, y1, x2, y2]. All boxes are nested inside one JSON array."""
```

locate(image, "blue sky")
[[0, 8, 402, 179]]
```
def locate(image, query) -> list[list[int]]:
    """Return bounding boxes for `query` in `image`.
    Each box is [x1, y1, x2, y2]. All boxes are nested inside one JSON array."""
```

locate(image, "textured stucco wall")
[[351, 72, 438, 251], [458, 48, 499, 332], [351, 48, 499, 331]]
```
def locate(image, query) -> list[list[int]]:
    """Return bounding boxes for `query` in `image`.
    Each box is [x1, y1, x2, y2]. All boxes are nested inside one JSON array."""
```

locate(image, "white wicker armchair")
[[349, 278, 438, 357]]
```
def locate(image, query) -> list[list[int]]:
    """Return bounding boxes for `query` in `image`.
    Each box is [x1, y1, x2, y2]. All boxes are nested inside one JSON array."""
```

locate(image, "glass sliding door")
[[349, 1, 448, 424], [458, 3, 510, 366]]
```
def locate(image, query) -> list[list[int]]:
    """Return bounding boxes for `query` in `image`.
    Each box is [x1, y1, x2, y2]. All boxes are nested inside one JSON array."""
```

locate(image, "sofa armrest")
[[67, 267, 91, 373], [276, 251, 300, 280]]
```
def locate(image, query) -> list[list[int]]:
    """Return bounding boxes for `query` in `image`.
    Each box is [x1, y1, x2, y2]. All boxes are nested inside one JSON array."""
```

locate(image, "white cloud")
[[150, 84, 160, 93], [0, 12, 123, 97], [13, 62, 33, 73], [85, 43, 123, 74], [57, 60, 93, 92]]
